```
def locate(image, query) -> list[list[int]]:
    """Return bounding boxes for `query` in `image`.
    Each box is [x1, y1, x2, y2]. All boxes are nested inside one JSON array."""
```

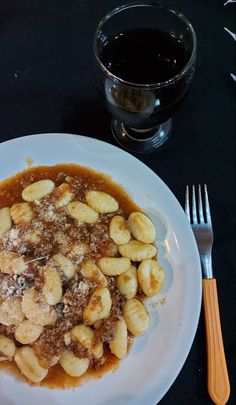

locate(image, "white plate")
[[0, 133, 201, 405]]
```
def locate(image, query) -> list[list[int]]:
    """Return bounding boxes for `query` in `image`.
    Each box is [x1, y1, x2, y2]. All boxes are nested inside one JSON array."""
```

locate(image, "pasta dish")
[[0, 164, 164, 386]]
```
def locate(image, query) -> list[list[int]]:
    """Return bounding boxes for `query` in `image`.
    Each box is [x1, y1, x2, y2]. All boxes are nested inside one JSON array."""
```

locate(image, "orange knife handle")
[[202, 278, 230, 405]]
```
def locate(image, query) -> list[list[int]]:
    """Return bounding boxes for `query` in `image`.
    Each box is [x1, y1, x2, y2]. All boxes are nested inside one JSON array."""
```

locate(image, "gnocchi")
[[51, 253, 76, 279], [36, 353, 60, 369], [117, 265, 138, 299], [64, 242, 90, 257], [83, 287, 112, 325], [0, 251, 28, 275], [23, 229, 41, 244], [0, 297, 24, 326], [54, 183, 73, 208], [109, 316, 128, 359], [86, 191, 119, 213], [71, 324, 94, 349], [42, 267, 62, 305], [0, 335, 16, 361], [109, 215, 131, 245], [22, 288, 57, 326], [22, 179, 55, 201], [128, 212, 156, 243], [14, 346, 48, 383], [123, 298, 150, 336], [92, 342, 104, 359], [67, 201, 99, 224], [138, 259, 165, 297], [59, 350, 90, 377], [98, 257, 131, 276], [71, 324, 103, 358], [119, 240, 157, 262], [15, 320, 43, 344], [0, 207, 12, 238], [10, 202, 34, 225], [80, 260, 107, 287]]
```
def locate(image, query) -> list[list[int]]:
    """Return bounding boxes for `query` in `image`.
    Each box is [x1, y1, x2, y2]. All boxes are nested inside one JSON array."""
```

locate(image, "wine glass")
[[93, 2, 197, 153]]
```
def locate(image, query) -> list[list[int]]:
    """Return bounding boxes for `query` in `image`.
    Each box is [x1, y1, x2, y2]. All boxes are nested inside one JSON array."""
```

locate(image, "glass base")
[[111, 118, 172, 153]]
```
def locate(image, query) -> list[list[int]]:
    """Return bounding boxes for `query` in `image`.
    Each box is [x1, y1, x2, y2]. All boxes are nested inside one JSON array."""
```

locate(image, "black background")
[[0, 1, 235, 404]]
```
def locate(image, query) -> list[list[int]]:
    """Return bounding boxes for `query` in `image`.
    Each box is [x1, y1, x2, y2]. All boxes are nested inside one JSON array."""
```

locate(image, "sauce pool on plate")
[[0, 164, 138, 388]]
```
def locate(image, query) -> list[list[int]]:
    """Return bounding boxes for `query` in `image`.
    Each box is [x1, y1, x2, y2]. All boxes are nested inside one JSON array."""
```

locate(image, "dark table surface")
[[0, 1, 235, 404]]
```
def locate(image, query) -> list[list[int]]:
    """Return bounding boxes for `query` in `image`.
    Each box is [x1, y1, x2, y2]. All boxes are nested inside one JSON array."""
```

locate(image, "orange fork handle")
[[202, 278, 230, 405]]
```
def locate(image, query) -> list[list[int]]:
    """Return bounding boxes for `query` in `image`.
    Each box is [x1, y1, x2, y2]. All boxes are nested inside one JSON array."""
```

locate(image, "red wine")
[[100, 28, 190, 84], [96, 28, 194, 133]]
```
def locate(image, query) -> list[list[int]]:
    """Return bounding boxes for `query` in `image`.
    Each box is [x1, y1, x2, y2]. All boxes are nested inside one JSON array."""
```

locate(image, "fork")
[[185, 185, 230, 405]]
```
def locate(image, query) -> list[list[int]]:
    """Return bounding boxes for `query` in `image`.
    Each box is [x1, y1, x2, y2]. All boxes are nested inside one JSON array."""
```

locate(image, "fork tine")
[[192, 185, 198, 224], [185, 185, 191, 222], [204, 184, 212, 225], [198, 184, 205, 223]]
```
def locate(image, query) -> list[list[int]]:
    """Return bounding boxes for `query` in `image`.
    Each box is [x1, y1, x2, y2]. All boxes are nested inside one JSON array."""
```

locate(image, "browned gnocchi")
[[138, 259, 165, 297], [71, 324, 103, 358], [53, 183, 73, 208], [83, 287, 112, 325], [117, 265, 138, 299], [10, 202, 34, 225], [80, 260, 107, 287], [0, 163, 165, 387]]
